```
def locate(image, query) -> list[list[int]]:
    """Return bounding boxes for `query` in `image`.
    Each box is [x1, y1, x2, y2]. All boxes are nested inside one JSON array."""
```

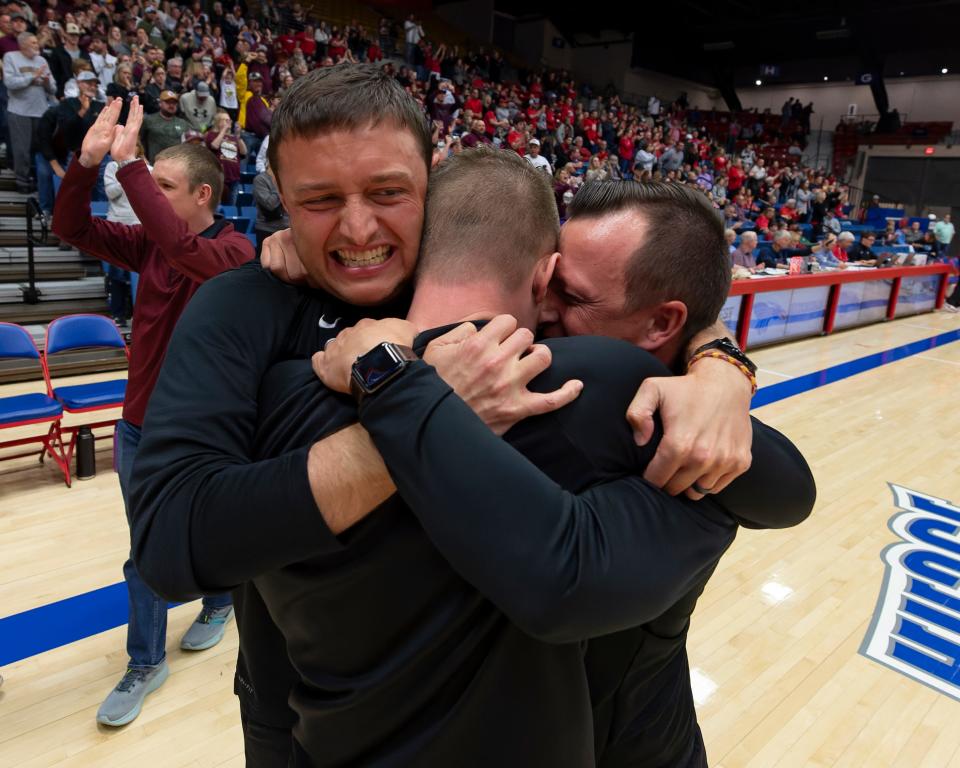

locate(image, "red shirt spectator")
[[728, 164, 746, 193], [294, 31, 316, 57], [465, 96, 482, 114], [51, 160, 252, 427], [277, 33, 296, 55], [618, 135, 635, 162]]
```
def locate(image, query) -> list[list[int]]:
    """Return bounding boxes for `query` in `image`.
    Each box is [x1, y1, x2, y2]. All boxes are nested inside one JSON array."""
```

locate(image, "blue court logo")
[[861, 485, 960, 700]]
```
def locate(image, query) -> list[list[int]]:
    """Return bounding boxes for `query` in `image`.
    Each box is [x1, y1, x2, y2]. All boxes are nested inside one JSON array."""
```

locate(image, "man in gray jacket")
[[2, 31, 55, 192]]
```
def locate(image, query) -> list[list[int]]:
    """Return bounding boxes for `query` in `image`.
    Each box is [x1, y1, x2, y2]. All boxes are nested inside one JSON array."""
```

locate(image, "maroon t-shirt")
[[52, 160, 254, 426], [205, 130, 242, 184]]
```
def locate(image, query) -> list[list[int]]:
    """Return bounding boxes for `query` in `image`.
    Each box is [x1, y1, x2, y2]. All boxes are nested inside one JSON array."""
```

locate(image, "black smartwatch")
[[690, 337, 757, 375], [350, 342, 419, 402]]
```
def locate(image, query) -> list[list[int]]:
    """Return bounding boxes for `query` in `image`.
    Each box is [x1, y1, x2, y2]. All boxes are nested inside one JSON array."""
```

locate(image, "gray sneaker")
[[179, 605, 234, 651], [96, 662, 169, 727]]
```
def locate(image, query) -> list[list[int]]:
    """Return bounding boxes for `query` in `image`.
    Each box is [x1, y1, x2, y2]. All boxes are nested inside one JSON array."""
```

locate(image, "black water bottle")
[[76, 427, 96, 480]]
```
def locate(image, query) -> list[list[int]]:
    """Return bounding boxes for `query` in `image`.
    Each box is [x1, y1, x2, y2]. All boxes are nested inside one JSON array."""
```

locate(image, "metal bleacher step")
[[0, 297, 110, 326], [0, 245, 90, 262], [0, 277, 107, 303]]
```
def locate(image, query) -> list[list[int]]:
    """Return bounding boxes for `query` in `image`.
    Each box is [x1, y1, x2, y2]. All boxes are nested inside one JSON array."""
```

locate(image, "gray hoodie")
[[2, 50, 56, 117]]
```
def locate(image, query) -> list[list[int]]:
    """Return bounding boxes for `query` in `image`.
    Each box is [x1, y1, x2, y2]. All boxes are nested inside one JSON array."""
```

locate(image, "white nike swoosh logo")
[[318, 315, 340, 329]]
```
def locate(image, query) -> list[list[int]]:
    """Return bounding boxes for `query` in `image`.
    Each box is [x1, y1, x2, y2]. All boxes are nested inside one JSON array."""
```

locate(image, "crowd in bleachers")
[[1, 0, 955, 291]]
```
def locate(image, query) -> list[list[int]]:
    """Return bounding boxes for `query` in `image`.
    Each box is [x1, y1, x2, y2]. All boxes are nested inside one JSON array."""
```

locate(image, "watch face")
[[358, 344, 404, 392]]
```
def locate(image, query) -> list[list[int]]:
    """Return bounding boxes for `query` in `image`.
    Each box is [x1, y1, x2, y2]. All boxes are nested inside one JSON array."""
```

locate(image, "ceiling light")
[[823, 76, 828, 81], [755, 79, 762, 86], [942, 68, 949, 75]]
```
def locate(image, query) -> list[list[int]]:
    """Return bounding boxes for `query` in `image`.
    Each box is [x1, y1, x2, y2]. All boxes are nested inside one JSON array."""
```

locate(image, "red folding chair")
[[43, 314, 129, 484], [0, 322, 71, 485]]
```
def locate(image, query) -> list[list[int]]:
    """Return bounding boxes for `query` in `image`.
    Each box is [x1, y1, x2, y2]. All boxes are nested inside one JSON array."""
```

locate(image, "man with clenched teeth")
[[130, 65, 784, 765]]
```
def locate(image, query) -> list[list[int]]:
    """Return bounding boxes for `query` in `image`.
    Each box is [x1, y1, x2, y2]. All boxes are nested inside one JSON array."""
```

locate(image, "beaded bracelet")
[[687, 350, 758, 395]]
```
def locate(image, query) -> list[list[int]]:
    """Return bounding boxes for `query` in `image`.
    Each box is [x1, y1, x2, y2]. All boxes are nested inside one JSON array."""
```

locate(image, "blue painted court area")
[[2, 327, 960, 667]]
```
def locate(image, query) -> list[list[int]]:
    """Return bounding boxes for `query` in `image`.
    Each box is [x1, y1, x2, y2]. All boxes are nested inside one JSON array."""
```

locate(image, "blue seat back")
[[46, 315, 127, 356], [0, 322, 41, 361]]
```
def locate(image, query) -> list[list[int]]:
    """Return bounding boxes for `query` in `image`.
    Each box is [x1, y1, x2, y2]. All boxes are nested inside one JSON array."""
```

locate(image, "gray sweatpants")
[[7, 112, 38, 190]]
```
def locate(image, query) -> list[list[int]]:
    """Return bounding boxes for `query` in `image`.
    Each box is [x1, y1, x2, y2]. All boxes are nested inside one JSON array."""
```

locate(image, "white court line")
[[900, 322, 956, 333], [758, 368, 792, 379], [917, 355, 960, 368]]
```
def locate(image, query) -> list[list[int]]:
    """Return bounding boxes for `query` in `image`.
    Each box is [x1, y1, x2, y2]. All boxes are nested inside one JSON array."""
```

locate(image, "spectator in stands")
[[53, 69, 104, 154], [52, 97, 252, 728], [142, 64, 166, 114], [140, 89, 188, 162], [3, 31, 56, 193], [205, 110, 245, 204], [634, 142, 656, 175], [779, 199, 798, 223], [180, 80, 216, 131], [252, 161, 288, 252], [659, 142, 683, 174], [731, 230, 759, 271], [524, 137, 552, 175], [107, 25, 130, 56], [237, 68, 271, 155], [933, 214, 954, 255], [902, 220, 924, 244], [48, 22, 89, 97], [553, 166, 574, 219], [403, 14, 423, 65], [756, 207, 774, 235], [882, 220, 905, 247], [164, 55, 185, 93], [846, 231, 878, 265], [724, 228, 737, 255], [584, 154, 607, 183], [218, 59, 238, 119], [87, 35, 116, 84], [460, 118, 491, 148], [107, 63, 135, 122], [137, 6, 168, 48], [917, 230, 941, 259], [0, 12, 19, 56]]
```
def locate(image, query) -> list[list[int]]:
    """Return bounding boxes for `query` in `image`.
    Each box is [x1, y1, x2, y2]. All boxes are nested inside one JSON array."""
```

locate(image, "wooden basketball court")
[[1, 311, 959, 767]]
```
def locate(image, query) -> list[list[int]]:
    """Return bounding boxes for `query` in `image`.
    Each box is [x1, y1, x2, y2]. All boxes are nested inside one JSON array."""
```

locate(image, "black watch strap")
[[691, 337, 757, 375], [350, 342, 419, 403]]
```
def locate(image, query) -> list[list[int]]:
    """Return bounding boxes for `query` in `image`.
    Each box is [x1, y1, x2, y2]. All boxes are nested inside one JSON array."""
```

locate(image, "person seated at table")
[[845, 231, 878, 265], [756, 230, 835, 270]]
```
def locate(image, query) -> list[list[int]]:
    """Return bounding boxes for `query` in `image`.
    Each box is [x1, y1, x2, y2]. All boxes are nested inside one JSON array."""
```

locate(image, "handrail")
[[22, 197, 48, 305]]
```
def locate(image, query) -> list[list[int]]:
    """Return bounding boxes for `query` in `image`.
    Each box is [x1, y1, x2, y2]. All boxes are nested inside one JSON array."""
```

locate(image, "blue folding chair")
[[236, 191, 254, 207], [0, 323, 71, 485], [43, 315, 129, 479]]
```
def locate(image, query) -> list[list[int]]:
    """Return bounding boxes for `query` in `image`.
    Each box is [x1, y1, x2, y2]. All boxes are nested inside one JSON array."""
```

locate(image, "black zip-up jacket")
[[130, 262, 815, 765]]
